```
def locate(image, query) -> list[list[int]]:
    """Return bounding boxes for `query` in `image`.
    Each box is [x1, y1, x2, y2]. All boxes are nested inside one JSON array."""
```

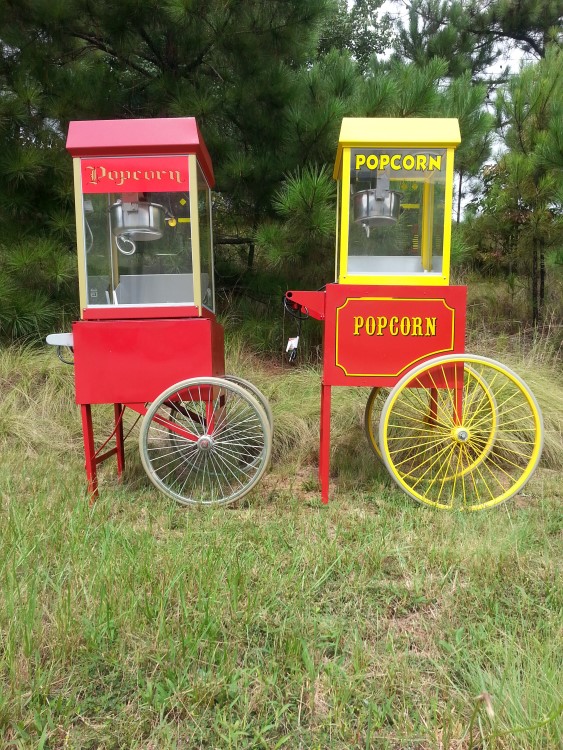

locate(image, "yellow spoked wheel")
[[379, 355, 544, 510], [366, 368, 496, 475]]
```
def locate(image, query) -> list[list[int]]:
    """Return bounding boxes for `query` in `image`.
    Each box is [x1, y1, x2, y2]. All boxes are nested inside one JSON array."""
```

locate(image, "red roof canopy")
[[66, 117, 214, 187]]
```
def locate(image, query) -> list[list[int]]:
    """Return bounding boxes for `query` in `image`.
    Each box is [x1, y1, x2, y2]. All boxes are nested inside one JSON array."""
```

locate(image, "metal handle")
[[116, 234, 136, 255]]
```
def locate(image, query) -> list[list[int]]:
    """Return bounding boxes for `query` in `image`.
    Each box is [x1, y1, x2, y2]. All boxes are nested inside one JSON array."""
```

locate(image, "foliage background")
[[0, 0, 561, 339]]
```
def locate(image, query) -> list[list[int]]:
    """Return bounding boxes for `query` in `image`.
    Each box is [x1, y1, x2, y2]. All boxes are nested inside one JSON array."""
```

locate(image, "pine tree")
[[439, 73, 494, 223], [392, 0, 501, 79], [496, 45, 563, 324], [318, 0, 394, 71], [0, 0, 338, 338], [466, 46, 563, 324], [392, 0, 562, 79], [0, 49, 76, 337]]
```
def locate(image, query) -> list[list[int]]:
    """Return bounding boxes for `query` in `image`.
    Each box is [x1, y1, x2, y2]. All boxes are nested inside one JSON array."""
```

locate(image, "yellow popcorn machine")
[[285, 118, 544, 510]]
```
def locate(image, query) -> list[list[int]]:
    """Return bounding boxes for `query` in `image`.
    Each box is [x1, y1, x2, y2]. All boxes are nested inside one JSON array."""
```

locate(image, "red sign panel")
[[80, 156, 189, 193], [335, 296, 457, 377], [322, 285, 466, 387]]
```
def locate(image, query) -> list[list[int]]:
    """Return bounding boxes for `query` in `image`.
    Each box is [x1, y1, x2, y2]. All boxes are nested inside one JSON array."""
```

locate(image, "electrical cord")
[[282, 295, 309, 363], [56, 346, 74, 365]]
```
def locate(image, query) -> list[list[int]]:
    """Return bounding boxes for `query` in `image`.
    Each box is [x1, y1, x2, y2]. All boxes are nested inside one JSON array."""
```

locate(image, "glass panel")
[[196, 163, 214, 311], [83, 194, 111, 305], [83, 189, 194, 305], [348, 147, 447, 277]]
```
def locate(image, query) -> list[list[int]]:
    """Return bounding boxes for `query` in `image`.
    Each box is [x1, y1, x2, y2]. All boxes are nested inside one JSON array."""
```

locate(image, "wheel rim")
[[364, 365, 496, 472], [364, 387, 389, 460], [379, 355, 544, 510], [140, 377, 272, 506], [224, 375, 273, 431], [435, 366, 498, 480], [365, 369, 495, 474]]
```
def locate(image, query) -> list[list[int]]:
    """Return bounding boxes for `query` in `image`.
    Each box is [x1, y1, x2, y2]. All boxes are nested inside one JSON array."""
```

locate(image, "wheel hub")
[[452, 427, 470, 442], [197, 435, 215, 452]]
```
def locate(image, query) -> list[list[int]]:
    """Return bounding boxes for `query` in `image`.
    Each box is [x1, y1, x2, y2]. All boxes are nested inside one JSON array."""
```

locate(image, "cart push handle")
[[283, 289, 326, 363], [46, 332, 74, 365]]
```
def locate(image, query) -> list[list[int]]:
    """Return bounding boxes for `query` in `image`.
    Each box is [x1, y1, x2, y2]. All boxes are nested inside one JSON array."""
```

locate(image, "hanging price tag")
[[286, 336, 299, 363]]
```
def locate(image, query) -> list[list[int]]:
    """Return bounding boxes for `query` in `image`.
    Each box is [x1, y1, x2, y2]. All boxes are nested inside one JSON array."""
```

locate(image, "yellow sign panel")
[[354, 152, 442, 172]]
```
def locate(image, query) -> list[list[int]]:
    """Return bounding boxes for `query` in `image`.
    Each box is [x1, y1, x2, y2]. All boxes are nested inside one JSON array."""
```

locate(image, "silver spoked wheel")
[[224, 375, 274, 431], [364, 387, 389, 460], [139, 377, 272, 506]]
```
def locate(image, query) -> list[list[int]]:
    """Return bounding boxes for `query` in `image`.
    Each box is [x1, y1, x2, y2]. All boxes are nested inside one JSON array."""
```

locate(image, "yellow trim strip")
[[338, 149, 351, 283], [421, 181, 434, 272], [188, 155, 202, 313], [441, 147, 455, 285], [334, 178, 340, 282], [73, 159, 87, 316], [340, 274, 448, 286], [334, 296, 456, 377]]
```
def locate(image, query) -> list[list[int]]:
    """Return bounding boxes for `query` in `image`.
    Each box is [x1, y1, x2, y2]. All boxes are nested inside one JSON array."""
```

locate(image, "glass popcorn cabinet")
[[336, 118, 458, 285], [68, 118, 215, 315]]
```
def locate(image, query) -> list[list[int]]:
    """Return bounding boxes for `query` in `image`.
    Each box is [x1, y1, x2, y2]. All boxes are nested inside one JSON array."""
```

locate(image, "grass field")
[[0, 339, 561, 749]]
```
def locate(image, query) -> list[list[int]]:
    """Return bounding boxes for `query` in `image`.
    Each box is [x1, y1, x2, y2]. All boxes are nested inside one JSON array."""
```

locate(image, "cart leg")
[[114, 404, 125, 478], [427, 387, 438, 427], [319, 383, 331, 504], [80, 404, 98, 504], [454, 362, 464, 425]]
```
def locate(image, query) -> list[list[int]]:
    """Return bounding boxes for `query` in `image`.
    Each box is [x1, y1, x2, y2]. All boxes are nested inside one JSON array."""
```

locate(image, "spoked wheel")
[[379, 355, 544, 510], [140, 377, 272, 506], [364, 387, 389, 460], [224, 375, 273, 431], [366, 370, 496, 472]]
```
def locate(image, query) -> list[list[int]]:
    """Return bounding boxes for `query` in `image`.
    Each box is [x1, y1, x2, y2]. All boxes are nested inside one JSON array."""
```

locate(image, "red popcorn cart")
[[285, 118, 544, 509], [48, 118, 272, 506]]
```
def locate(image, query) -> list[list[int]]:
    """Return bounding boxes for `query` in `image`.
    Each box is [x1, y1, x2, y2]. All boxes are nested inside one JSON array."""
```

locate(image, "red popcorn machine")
[[48, 118, 273, 506]]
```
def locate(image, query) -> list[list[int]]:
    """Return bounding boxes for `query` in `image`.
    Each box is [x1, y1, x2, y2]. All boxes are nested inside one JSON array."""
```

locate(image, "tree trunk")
[[247, 242, 255, 269], [456, 170, 463, 224], [531, 244, 538, 326], [539, 245, 545, 323]]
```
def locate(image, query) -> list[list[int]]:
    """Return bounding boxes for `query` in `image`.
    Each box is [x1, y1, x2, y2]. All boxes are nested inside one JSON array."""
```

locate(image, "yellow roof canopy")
[[333, 118, 461, 179]]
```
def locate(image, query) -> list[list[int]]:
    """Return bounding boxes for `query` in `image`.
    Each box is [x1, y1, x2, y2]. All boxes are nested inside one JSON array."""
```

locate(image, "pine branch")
[[68, 32, 155, 78]]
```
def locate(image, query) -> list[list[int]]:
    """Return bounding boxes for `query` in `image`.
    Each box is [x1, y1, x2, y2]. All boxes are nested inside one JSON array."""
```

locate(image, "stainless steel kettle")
[[353, 172, 401, 235], [109, 200, 165, 242]]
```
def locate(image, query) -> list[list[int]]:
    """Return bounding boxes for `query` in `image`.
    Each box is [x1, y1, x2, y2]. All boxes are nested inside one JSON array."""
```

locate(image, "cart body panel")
[[288, 284, 466, 387], [72, 317, 225, 404]]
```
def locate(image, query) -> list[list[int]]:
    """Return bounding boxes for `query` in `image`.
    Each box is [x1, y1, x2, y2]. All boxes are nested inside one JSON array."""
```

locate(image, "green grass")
[[0, 342, 561, 749]]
